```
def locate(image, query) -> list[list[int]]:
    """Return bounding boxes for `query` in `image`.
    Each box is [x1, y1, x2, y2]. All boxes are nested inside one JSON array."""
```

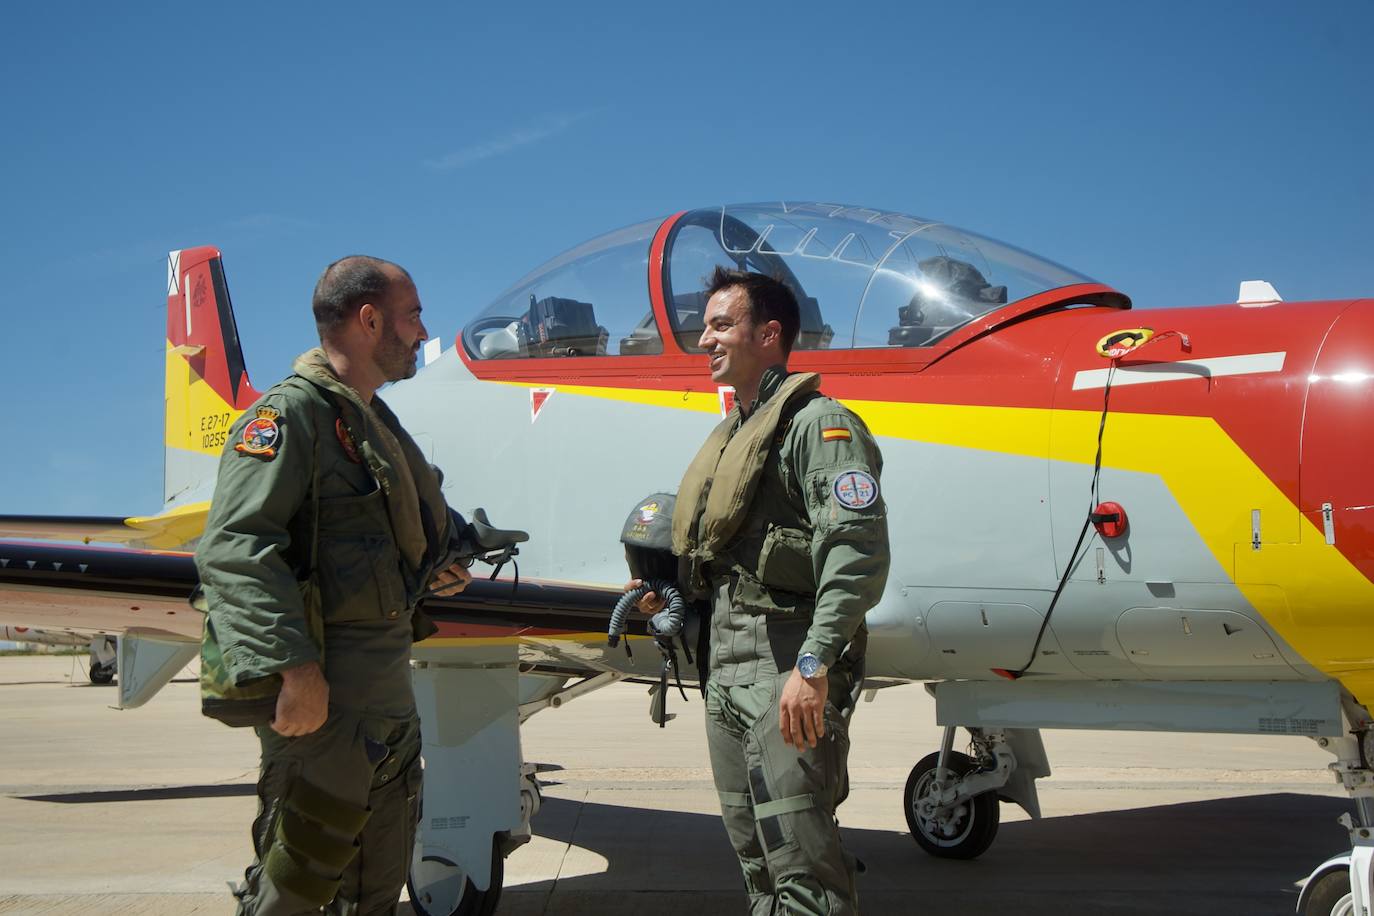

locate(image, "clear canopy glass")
[[461, 202, 1096, 359]]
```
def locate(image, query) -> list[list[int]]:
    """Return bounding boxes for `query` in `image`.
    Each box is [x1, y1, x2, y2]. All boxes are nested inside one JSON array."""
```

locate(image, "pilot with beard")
[[195, 256, 472, 915]]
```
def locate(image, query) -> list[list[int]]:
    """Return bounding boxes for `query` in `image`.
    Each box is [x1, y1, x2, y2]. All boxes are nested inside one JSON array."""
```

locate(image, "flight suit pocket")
[[317, 535, 391, 622], [757, 525, 814, 594], [315, 487, 407, 622], [732, 569, 814, 617]]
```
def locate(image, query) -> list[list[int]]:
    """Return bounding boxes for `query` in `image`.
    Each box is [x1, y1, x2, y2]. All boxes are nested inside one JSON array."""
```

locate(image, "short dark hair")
[[703, 266, 800, 355], [311, 256, 413, 338]]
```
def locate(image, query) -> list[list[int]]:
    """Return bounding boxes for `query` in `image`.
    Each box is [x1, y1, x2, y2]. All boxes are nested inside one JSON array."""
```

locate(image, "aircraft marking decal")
[[530, 388, 555, 423], [1071, 351, 1288, 391], [164, 340, 241, 457], [166, 250, 181, 296]]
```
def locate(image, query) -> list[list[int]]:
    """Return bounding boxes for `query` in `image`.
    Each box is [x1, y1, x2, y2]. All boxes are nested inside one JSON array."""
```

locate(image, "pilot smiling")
[[631, 267, 890, 915]]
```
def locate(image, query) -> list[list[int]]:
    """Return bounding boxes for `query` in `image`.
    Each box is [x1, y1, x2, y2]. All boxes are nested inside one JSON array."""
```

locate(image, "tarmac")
[[0, 654, 1352, 915]]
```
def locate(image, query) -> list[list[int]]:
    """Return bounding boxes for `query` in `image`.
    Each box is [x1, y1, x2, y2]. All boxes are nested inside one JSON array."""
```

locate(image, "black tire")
[[1301, 867, 1354, 916], [89, 662, 115, 685], [904, 750, 1000, 860], [408, 834, 503, 916]]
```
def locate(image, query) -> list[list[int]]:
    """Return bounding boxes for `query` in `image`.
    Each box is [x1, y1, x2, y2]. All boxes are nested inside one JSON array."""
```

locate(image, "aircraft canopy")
[[462, 202, 1098, 359]]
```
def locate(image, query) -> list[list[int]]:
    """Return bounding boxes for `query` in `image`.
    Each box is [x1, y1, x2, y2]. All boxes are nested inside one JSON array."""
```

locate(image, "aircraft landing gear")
[[88, 635, 116, 684], [905, 750, 999, 858], [1299, 705, 1374, 916], [409, 835, 503, 916], [904, 726, 1017, 860], [1299, 863, 1354, 916]]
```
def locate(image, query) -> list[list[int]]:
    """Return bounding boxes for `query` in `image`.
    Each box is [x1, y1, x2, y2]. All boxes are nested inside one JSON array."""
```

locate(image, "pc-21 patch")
[[832, 469, 879, 509]]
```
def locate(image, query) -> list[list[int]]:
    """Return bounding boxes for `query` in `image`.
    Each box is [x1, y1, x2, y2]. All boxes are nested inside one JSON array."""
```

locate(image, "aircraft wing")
[[0, 537, 659, 677], [0, 504, 211, 550]]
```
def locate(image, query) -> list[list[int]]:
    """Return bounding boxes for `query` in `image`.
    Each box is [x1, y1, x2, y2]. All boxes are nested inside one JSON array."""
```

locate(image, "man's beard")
[[377, 324, 418, 381]]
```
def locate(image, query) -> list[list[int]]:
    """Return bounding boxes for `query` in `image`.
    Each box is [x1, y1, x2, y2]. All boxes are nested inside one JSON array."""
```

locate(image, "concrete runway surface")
[[0, 655, 1352, 915]]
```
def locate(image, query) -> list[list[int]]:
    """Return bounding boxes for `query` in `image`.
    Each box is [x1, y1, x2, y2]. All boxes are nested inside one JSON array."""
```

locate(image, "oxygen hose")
[[607, 579, 687, 648]]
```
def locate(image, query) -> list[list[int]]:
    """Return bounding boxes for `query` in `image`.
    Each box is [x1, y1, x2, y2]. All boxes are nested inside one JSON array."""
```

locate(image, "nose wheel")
[[1299, 867, 1353, 916], [904, 750, 1000, 860], [408, 835, 502, 916]]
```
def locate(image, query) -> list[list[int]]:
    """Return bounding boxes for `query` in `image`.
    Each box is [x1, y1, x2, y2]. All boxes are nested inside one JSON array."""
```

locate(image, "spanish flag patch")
[[821, 427, 851, 442]]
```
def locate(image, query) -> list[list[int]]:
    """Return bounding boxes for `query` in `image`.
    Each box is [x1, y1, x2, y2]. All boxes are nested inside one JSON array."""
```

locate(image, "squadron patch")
[[832, 469, 879, 509], [335, 418, 361, 463], [235, 406, 281, 459], [821, 427, 852, 442], [636, 501, 661, 524]]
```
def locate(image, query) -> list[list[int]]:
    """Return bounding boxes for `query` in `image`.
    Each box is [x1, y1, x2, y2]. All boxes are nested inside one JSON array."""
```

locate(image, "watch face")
[[799, 655, 819, 677]]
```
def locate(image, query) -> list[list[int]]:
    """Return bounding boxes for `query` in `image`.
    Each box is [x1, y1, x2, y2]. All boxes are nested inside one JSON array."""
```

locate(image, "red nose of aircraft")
[[1300, 297, 1374, 584]]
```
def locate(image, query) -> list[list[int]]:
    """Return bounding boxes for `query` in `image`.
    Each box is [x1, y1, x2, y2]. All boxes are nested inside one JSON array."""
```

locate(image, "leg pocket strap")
[[286, 778, 372, 835], [276, 808, 361, 871], [263, 842, 343, 906], [718, 790, 752, 808], [753, 793, 814, 821]]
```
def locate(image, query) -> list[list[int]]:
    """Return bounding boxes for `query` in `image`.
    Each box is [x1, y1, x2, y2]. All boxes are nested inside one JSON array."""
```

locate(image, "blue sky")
[[1, 0, 1370, 516]]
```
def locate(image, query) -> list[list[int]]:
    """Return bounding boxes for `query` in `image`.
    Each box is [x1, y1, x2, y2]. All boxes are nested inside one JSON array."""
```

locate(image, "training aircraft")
[[1, 201, 1372, 916]]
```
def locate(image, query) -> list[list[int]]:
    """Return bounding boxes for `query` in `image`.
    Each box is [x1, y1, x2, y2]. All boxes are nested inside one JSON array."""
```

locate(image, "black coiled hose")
[[608, 579, 687, 647]]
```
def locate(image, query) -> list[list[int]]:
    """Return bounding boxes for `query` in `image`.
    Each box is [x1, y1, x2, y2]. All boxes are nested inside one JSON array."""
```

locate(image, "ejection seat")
[[519, 294, 608, 357], [889, 255, 1008, 347]]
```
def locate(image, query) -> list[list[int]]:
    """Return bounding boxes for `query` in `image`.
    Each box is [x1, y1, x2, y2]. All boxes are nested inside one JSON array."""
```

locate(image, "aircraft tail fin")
[[164, 248, 261, 509]]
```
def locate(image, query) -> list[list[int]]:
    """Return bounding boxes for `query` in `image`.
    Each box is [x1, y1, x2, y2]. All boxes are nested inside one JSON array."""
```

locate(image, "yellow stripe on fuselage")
[[497, 380, 1374, 701], [497, 380, 722, 415]]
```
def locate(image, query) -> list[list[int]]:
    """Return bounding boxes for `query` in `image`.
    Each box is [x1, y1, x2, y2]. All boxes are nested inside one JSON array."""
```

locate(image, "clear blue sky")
[[1, 0, 1369, 516]]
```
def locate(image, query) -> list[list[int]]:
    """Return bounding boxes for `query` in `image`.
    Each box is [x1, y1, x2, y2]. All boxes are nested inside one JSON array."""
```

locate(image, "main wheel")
[[408, 834, 503, 916], [89, 661, 115, 685], [904, 750, 999, 860], [1301, 867, 1354, 916]]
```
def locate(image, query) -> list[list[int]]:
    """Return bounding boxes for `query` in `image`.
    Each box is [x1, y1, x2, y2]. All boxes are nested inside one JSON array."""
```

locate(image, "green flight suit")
[[195, 349, 458, 916], [682, 365, 890, 916]]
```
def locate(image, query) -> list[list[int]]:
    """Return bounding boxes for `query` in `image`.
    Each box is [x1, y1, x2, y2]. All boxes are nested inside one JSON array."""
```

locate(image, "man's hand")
[[272, 662, 329, 737], [622, 578, 665, 616], [430, 562, 473, 596], [778, 666, 829, 751]]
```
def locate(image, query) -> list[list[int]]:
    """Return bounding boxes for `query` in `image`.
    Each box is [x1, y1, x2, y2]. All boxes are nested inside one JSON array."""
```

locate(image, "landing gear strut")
[[1299, 701, 1374, 916]]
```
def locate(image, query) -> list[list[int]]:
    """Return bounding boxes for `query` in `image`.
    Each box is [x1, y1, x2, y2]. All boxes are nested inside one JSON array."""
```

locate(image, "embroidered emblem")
[[821, 427, 852, 442], [335, 419, 361, 463], [637, 501, 660, 524], [235, 406, 281, 458], [832, 469, 879, 509]]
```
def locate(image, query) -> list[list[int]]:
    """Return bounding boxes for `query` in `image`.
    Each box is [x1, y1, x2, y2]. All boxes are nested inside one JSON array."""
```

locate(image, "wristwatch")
[[797, 652, 828, 680]]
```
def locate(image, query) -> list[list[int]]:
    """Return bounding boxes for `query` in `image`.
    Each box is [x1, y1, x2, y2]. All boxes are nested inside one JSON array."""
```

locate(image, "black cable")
[[1003, 363, 1117, 679]]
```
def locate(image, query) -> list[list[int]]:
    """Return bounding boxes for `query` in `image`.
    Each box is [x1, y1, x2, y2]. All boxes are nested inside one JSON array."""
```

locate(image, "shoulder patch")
[[832, 469, 878, 509], [235, 406, 281, 459], [821, 426, 852, 442]]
